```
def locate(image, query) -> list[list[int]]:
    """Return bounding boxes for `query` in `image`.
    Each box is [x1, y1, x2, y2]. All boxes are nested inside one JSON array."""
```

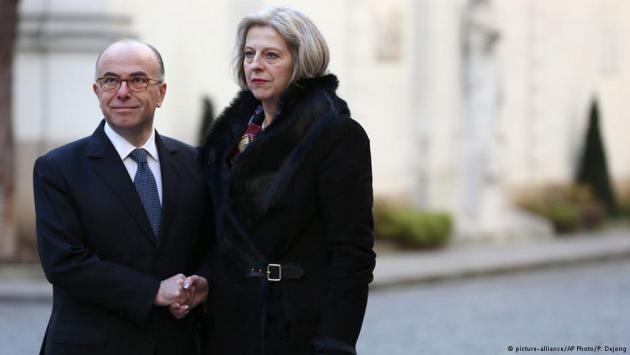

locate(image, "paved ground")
[[0, 300, 50, 354], [358, 259, 630, 355]]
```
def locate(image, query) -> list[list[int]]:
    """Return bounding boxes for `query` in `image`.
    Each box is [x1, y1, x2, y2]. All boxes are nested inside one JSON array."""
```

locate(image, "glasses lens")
[[129, 77, 149, 91], [101, 77, 119, 91]]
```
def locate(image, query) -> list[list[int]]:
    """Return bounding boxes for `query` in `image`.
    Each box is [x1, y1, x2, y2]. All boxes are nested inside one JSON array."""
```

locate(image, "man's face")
[[93, 42, 166, 137]]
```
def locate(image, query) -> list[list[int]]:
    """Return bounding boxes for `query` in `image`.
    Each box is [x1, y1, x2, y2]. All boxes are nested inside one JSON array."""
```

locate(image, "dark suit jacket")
[[33, 120, 210, 355]]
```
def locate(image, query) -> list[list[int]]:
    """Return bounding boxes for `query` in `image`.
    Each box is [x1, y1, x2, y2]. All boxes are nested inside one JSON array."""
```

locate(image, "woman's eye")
[[244, 51, 255, 58], [266, 52, 279, 60]]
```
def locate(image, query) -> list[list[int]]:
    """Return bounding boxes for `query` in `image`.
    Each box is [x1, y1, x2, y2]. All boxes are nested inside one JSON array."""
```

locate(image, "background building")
[[5, 0, 630, 258]]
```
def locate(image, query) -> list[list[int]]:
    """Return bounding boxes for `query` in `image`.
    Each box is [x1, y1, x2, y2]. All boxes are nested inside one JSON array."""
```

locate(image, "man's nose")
[[116, 80, 131, 98]]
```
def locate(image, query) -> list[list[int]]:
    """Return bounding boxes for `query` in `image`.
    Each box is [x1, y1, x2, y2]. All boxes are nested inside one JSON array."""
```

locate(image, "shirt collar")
[[104, 121, 159, 162]]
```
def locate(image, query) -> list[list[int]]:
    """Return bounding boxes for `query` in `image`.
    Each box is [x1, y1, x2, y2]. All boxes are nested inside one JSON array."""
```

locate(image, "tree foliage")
[[575, 99, 618, 215], [0, 0, 19, 259]]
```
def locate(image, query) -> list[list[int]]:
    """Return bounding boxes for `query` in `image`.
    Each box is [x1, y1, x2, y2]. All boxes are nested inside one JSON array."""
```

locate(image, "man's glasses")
[[96, 76, 162, 92]]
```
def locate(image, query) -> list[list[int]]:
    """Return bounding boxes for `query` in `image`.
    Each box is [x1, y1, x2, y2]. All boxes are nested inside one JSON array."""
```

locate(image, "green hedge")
[[616, 182, 630, 219], [374, 208, 452, 249]]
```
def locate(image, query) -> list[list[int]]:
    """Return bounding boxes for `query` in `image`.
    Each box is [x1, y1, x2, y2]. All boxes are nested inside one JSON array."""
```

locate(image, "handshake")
[[154, 274, 209, 319]]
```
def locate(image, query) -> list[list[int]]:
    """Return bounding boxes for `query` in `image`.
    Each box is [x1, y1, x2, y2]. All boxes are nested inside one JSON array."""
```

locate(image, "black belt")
[[246, 263, 304, 282]]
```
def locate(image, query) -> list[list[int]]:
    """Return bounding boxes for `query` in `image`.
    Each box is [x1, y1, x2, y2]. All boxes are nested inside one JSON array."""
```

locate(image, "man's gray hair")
[[95, 39, 165, 81]]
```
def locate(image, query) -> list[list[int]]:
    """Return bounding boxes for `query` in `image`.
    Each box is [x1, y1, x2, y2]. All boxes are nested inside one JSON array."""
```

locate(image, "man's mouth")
[[112, 106, 140, 110]]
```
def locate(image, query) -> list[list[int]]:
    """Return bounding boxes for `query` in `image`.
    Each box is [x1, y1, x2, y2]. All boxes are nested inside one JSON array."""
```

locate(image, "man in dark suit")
[[33, 40, 210, 355]]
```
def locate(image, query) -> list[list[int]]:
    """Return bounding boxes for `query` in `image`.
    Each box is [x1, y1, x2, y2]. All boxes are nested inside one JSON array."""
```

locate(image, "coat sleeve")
[[33, 155, 161, 325], [313, 117, 376, 353]]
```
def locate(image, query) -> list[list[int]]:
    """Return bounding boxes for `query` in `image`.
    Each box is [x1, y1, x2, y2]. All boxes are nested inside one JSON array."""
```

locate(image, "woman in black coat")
[[201, 7, 375, 355]]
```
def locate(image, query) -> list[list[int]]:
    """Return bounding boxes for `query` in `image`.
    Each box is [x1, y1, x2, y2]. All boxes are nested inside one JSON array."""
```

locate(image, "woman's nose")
[[250, 54, 264, 70]]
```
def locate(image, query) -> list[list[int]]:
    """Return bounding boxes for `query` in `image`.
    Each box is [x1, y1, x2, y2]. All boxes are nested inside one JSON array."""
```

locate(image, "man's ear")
[[157, 82, 167, 107]]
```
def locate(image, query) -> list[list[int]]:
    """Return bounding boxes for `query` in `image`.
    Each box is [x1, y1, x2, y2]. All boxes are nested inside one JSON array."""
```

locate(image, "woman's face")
[[243, 25, 293, 112]]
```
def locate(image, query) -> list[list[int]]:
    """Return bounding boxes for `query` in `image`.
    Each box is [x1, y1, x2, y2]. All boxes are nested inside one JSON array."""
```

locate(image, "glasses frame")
[[96, 76, 163, 92]]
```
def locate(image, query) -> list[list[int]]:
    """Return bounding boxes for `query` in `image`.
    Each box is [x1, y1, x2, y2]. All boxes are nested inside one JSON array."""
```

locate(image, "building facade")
[[6, 0, 630, 256]]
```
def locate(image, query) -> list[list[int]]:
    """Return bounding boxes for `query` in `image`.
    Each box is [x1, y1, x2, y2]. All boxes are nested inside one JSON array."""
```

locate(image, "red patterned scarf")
[[229, 106, 264, 163]]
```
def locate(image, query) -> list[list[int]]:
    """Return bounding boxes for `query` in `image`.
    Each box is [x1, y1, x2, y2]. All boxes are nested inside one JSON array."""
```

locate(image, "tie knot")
[[129, 148, 148, 164]]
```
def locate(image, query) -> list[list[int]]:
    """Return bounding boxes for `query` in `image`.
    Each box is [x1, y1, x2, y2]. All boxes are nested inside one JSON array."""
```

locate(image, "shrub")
[[374, 206, 452, 249], [545, 202, 580, 233], [516, 184, 606, 234], [614, 180, 630, 219]]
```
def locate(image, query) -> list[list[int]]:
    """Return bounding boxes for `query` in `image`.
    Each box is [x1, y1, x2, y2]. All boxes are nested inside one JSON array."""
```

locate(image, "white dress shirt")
[[104, 122, 163, 205]]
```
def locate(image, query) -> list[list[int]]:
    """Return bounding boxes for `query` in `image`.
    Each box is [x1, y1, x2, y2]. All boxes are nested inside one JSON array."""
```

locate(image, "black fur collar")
[[204, 74, 343, 152], [201, 73, 349, 259]]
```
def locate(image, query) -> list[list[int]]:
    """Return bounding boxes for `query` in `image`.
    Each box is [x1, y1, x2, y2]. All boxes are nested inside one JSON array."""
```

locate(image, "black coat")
[[33, 121, 210, 355], [202, 74, 375, 355]]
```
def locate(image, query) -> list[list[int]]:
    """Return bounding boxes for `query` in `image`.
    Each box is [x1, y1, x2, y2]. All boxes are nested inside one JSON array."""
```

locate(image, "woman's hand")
[[168, 275, 209, 319]]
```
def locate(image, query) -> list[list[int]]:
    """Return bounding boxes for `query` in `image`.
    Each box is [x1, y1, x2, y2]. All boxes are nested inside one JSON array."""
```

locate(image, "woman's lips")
[[251, 79, 268, 85]]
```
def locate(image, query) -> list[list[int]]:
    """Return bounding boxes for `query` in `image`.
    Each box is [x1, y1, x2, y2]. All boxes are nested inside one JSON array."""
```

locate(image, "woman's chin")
[[250, 91, 268, 101]]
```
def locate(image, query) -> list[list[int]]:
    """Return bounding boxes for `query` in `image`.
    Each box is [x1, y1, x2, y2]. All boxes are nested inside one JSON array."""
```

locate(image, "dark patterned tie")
[[129, 149, 161, 238]]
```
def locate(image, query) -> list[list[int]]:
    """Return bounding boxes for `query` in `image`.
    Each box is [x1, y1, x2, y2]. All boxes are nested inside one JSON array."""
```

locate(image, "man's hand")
[[154, 273, 189, 306], [168, 275, 208, 319]]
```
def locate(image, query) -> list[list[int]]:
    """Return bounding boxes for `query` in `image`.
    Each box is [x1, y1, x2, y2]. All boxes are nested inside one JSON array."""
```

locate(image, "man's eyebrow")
[[99, 71, 149, 77], [99, 72, 120, 78], [129, 71, 149, 77]]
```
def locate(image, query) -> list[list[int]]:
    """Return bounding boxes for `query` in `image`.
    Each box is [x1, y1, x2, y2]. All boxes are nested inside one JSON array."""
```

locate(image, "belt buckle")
[[267, 264, 282, 282]]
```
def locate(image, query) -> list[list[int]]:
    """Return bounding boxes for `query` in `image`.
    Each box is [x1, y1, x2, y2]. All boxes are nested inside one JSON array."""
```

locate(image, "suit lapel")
[[155, 133, 180, 245], [87, 121, 157, 245]]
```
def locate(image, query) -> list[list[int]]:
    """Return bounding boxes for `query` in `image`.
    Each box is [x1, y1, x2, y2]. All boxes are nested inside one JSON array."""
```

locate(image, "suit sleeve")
[[314, 118, 376, 353], [192, 146, 214, 283], [33, 155, 161, 325]]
